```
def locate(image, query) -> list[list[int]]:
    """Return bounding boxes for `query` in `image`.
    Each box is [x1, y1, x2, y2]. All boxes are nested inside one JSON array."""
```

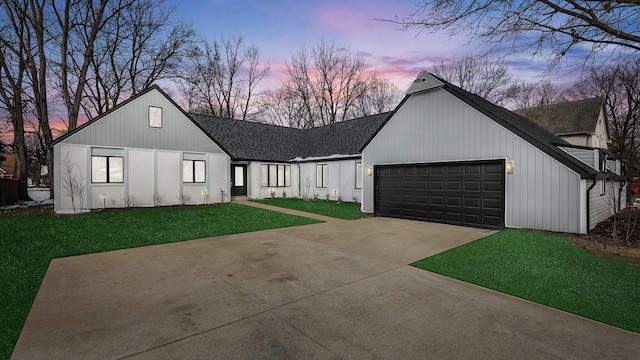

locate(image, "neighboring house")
[[514, 97, 609, 149], [0, 154, 17, 179], [52, 71, 623, 234], [361, 71, 623, 234]]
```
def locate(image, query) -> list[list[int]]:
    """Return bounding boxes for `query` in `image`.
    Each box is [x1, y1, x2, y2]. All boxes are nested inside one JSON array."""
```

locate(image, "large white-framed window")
[[91, 156, 124, 183], [148, 105, 163, 128], [355, 162, 362, 189], [316, 164, 328, 188], [260, 164, 290, 187], [183, 160, 206, 183]]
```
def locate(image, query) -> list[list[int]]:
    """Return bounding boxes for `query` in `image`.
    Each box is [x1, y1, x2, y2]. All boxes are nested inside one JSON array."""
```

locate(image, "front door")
[[231, 164, 247, 196]]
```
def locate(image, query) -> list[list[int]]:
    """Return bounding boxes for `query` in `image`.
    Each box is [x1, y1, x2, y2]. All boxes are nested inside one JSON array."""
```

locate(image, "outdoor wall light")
[[506, 161, 515, 174], [100, 193, 107, 209], [367, 166, 373, 176]]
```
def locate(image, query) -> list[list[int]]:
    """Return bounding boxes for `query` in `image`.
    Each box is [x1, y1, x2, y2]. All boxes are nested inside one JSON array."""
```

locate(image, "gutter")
[[586, 177, 597, 233]]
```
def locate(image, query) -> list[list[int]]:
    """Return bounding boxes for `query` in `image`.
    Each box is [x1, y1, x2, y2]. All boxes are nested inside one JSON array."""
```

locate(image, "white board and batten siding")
[[53, 88, 231, 212], [362, 88, 585, 233], [560, 146, 599, 169], [589, 180, 626, 230], [246, 160, 362, 202], [298, 160, 362, 202]]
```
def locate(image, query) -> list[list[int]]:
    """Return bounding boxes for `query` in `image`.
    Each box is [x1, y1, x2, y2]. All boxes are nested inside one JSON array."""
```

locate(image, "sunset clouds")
[[177, 0, 487, 92]]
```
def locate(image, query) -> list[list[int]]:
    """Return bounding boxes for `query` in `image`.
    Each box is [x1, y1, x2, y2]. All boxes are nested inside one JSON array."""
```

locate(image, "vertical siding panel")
[[362, 89, 584, 232]]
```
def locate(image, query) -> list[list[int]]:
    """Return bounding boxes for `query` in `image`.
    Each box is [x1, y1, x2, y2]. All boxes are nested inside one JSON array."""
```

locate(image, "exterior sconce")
[[506, 161, 515, 174], [202, 190, 208, 204], [367, 166, 373, 176], [100, 193, 107, 209]]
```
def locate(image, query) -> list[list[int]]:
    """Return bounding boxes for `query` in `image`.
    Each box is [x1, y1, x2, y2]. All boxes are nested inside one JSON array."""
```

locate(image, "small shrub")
[[177, 191, 191, 206], [324, 194, 330, 201], [301, 177, 312, 201], [337, 195, 342, 204], [283, 190, 287, 198], [153, 191, 164, 207], [313, 193, 319, 201], [122, 194, 137, 208]]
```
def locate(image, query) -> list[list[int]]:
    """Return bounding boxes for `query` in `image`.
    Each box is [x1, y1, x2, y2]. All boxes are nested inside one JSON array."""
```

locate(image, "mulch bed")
[[575, 207, 640, 248]]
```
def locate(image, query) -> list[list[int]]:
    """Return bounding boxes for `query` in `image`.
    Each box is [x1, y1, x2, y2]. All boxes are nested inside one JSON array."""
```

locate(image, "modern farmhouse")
[[52, 71, 624, 234]]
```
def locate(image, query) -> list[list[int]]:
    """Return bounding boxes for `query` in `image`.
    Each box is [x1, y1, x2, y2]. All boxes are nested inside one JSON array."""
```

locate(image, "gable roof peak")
[[405, 70, 445, 95]]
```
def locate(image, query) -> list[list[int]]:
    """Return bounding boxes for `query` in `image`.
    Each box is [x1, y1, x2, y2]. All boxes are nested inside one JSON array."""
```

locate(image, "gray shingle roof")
[[513, 97, 604, 135], [190, 112, 390, 162]]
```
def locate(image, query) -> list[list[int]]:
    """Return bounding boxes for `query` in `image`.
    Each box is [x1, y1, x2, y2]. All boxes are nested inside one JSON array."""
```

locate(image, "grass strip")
[[253, 198, 368, 220], [411, 228, 640, 333]]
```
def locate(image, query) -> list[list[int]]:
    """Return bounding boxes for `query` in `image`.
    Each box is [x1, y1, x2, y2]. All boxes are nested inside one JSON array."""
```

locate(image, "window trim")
[[91, 155, 124, 184], [316, 164, 328, 188], [148, 105, 163, 129], [183, 159, 206, 183], [260, 164, 291, 187]]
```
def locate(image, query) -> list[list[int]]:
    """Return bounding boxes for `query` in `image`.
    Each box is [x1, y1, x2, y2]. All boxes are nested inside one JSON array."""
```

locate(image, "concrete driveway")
[[12, 203, 640, 359]]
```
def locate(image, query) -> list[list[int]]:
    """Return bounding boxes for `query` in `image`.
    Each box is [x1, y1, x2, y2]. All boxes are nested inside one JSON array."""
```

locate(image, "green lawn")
[[0, 203, 321, 359], [252, 198, 368, 220], [411, 228, 640, 333]]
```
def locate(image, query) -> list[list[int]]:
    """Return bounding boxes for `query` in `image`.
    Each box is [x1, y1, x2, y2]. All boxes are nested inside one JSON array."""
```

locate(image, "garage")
[[374, 161, 505, 230]]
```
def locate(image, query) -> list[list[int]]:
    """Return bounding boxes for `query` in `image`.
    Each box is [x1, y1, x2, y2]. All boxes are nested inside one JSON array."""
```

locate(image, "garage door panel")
[[447, 181, 462, 190], [375, 161, 505, 230], [464, 197, 481, 208]]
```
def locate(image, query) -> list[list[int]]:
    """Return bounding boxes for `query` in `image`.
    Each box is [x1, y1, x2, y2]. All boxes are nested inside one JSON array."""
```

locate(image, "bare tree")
[[283, 41, 370, 127], [82, 0, 194, 117], [255, 89, 308, 128], [433, 55, 511, 105], [59, 152, 85, 212], [0, 0, 189, 194], [569, 63, 640, 179], [0, 0, 30, 199], [348, 75, 401, 118], [505, 80, 565, 110], [177, 35, 269, 119], [386, 1, 640, 71]]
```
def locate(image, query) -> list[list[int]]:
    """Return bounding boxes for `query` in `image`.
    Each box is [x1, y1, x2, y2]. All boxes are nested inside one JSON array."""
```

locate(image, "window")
[[148, 105, 163, 128], [260, 164, 290, 187], [91, 156, 123, 183], [316, 164, 328, 188], [183, 160, 206, 183], [600, 180, 606, 196], [355, 162, 362, 189]]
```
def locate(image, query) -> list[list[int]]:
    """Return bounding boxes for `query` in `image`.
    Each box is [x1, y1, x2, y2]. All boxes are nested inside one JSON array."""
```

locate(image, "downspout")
[[586, 177, 597, 233], [296, 162, 301, 198]]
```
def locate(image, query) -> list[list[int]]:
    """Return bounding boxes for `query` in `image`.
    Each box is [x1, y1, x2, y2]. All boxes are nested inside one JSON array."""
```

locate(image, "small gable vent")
[[405, 71, 445, 95]]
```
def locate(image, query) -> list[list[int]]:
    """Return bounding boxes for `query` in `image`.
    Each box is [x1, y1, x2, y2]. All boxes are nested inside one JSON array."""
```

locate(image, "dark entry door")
[[374, 161, 505, 230], [231, 164, 247, 196]]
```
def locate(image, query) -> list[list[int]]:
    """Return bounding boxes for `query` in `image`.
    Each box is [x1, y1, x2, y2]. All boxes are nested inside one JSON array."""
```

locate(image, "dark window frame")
[[91, 155, 124, 184], [183, 159, 206, 183], [260, 164, 291, 187], [316, 164, 328, 188]]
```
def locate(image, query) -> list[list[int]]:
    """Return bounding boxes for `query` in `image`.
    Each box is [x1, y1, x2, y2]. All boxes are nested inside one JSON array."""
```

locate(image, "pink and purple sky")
[[174, 0, 572, 93]]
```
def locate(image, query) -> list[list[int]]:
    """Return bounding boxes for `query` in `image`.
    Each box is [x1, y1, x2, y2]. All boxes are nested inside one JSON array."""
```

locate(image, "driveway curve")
[[12, 203, 640, 359]]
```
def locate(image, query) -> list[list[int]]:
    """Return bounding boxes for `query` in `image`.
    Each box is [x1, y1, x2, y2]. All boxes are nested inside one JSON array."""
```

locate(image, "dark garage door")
[[375, 161, 505, 230]]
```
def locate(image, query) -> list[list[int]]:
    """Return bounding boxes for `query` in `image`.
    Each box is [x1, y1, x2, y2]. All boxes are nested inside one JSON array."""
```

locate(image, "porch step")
[[231, 196, 250, 202]]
